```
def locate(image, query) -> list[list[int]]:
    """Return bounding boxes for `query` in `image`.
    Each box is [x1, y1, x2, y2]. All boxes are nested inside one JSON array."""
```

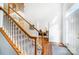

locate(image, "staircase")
[[0, 6, 52, 55]]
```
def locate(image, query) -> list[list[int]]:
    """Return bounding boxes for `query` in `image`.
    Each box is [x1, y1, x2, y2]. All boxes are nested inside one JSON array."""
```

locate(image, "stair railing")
[[0, 7, 37, 55], [8, 6, 51, 55], [0, 6, 51, 55]]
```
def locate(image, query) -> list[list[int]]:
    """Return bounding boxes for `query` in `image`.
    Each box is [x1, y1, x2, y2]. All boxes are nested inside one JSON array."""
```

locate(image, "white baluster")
[[22, 33, 25, 54], [12, 23, 15, 43], [23, 34, 26, 55], [16, 27, 19, 48], [18, 29, 21, 50], [14, 24, 16, 44], [20, 31, 23, 54], [19, 31, 21, 51], [10, 20, 13, 40], [8, 18, 11, 38], [15, 26, 18, 47]]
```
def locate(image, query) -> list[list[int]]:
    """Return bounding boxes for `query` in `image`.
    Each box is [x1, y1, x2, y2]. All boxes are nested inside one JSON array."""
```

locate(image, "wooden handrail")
[[9, 6, 39, 33], [0, 7, 37, 55]]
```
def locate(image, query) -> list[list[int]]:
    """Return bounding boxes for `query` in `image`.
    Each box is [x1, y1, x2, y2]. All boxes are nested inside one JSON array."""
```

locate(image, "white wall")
[[24, 3, 61, 30], [24, 3, 62, 42], [49, 4, 61, 43]]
